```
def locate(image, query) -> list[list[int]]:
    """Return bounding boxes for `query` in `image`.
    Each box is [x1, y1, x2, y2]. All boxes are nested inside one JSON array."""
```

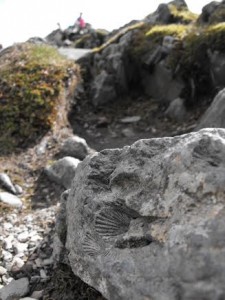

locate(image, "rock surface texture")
[[58, 128, 225, 300], [196, 88, 225, 130]]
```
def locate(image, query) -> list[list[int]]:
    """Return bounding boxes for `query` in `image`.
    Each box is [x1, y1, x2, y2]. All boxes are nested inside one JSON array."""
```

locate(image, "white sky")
[[0, 0, 212, 47]]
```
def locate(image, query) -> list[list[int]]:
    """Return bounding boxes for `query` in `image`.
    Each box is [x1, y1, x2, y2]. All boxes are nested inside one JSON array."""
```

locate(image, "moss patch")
[[92, 21, 145, 53], [146, 24, 188, 39], [0, 43, 80, 154], [169, 4, 198, 24]]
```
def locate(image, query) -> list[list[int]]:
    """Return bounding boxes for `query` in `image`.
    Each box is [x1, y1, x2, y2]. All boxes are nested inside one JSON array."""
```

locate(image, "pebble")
[[0, 266, 7, 275], [17, 232, 30, 243], [0, 206, 57, 298], [0, 278, 29, 300], [0, 192, 23, 208], [31, 290, 43, 299]]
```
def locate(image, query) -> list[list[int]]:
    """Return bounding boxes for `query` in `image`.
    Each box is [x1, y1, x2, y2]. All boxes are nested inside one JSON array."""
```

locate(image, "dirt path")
[[69, 95, 205, 152]]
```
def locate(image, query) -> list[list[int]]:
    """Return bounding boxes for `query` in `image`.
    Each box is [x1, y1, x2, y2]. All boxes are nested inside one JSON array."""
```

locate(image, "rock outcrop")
[[55, 128, 225, 300], [196, 88, 225, 130]]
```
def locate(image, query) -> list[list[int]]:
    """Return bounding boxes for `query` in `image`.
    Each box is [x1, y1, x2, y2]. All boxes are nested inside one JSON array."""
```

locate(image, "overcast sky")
[[0, 0, 213, 47]]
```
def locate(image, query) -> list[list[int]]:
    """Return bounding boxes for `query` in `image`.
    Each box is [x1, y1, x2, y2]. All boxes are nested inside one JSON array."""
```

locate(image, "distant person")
[[75, 12, 86, 33]]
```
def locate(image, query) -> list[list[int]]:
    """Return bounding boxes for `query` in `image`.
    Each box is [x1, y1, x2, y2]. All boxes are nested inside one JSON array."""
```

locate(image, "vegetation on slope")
[[0, 43, 80, 154]]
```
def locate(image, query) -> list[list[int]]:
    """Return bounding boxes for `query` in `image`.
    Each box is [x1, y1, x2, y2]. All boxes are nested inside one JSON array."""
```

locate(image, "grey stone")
[[91, 70, 117, 106], [14, 184, 23, 195], [196, 88, 225, 130], [0, 266, 7, 275], [121, 128, 135, 138], [45, 157, 80, 189], [0, 173, 16, 194], [17, 231, 30, 243], [165, 97, 187, 121], [60, 129, 225, 300], [31, 290, 43, 299], [208, 50, 225, 89], [61, 136, 90, 160], [0, 277, 29, 300], [142, 61, 184, 102], [0, 192, 22, 208], [120, 116, 141, 123]]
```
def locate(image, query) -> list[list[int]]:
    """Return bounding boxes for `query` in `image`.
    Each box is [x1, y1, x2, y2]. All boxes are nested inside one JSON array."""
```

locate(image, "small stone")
[[30, 234, 42, 242], [42, 257, 53, 266], [0, 192, 23, 208], [30, 276, 40, 284], [35, 258, 42, 268], [14, 184, 23, 195], [10, 257, 25, 272], [121, 128, 135, 137], [120, 116, 141, 123], [13, 242, 28, 255], [40, 269, 47, 279], [0, 173, 17, 194], [0, 277, 29, 300], [2, 250, 13, 262], [17, 231, 29, 243], [31, 290, 43, 299], [61, 136, 89, 160], [3, 236, 13, 250], [0, 266, 7, 275], [3, 222, 13, 230]]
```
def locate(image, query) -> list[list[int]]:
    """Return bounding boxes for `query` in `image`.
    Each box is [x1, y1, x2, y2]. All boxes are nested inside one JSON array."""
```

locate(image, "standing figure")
[[75, 12, 86, 34]]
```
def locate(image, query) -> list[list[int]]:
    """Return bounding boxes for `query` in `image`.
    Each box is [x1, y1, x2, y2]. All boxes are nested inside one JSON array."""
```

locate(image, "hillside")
[[1, 0, 225, 299]]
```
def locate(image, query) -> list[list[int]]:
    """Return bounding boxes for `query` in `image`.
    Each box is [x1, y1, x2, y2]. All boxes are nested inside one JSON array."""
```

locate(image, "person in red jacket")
[[75, 13, 86, 33]]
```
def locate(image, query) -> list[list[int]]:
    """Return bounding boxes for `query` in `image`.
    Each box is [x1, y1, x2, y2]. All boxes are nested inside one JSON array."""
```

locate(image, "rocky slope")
[[1, 0, 225, 299]]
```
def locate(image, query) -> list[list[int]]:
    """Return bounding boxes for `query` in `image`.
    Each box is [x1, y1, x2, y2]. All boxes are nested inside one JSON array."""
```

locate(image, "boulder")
[[45, 29, 64, 47], [198, 1, 220, 24], [196, 88, 225, 130], [60, 136, 90, 160], [142, 61, 184, 102], [57, 128, 225, 300], [165, 97, 187, 121], [45, 157, 80, 189]]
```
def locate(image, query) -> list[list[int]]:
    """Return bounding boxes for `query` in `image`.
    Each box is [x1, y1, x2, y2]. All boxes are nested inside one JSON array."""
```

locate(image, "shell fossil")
[[95, 208, 131, 238]]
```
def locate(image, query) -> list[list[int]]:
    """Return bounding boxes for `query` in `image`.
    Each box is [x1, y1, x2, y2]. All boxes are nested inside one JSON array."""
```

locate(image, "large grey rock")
[[196, 88, 225, 130], [45, 157, 80, 189], [0, 277, 29, 300], [60, 129, 225, 300]]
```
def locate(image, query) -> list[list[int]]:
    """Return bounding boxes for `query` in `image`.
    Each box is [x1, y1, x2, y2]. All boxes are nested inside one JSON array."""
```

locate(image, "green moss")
[[0, 43, 79, 154], [169, 4, 198, 24], [92, 21, 145, 53], [167, 23, 225, 100], [128, 24, 188, 61], [146, 24, 188, 39]]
